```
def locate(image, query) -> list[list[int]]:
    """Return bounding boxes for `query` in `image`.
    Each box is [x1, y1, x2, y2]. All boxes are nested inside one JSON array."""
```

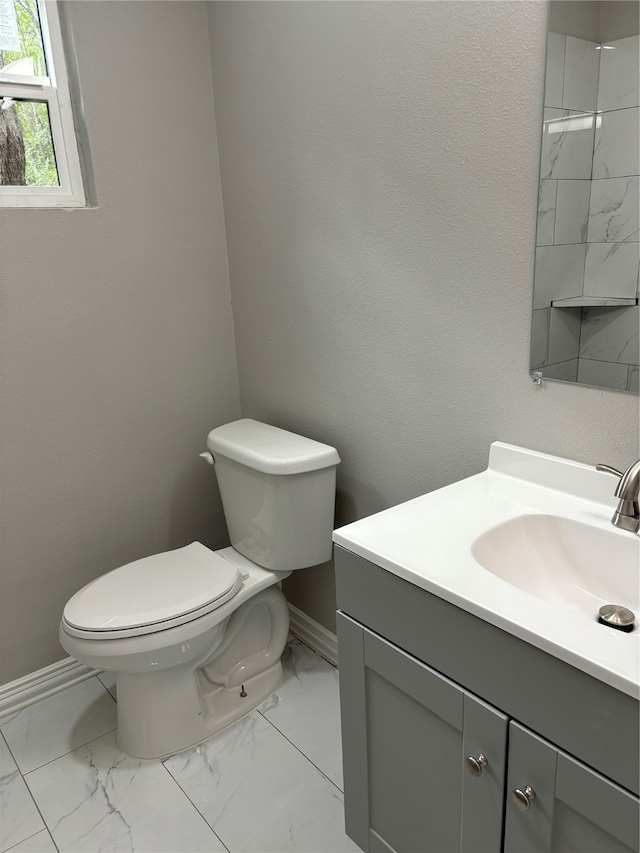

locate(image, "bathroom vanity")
[[333, 444, 640, 853]]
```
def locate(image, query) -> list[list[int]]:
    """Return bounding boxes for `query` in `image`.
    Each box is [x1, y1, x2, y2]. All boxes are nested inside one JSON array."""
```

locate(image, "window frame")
[[0, 0, 85, 208]]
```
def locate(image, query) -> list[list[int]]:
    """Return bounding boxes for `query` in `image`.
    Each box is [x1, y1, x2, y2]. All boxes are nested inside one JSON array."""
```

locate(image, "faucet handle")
[[596, 464, 624, 478]]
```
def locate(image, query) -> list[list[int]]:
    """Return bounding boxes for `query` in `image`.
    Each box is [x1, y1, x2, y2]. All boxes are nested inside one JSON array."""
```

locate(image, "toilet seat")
[[62, 543, 243, 640]]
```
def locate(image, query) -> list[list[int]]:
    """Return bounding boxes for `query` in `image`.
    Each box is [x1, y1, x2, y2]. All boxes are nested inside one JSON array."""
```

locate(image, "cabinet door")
[[504, 722, 640, 853], [337, 613, 507, 853]]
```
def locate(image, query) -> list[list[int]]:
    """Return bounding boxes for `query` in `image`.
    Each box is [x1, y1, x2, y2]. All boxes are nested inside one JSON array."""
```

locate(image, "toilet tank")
[[206, 419, 341, 572]]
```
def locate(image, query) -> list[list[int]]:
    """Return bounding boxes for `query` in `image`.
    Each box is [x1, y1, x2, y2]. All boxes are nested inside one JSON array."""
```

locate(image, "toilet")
[[60, 419, 340, 760]]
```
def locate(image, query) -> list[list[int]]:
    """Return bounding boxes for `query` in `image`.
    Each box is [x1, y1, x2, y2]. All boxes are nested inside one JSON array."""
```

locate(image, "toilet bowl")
[[60, 420, 340, 760]]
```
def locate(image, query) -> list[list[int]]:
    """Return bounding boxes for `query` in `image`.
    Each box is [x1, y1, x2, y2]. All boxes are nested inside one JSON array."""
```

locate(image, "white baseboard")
[[0, 657, 99, 720], [288, 603, 338, 667]]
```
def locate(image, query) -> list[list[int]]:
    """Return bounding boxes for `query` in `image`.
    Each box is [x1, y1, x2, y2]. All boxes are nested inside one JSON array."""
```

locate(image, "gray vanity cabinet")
[[335, 546, 640, 853], [338, 614, 508, 853], [504, 723, 639, 853]]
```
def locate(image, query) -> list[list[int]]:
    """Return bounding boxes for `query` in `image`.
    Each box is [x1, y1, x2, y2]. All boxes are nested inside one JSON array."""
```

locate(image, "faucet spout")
[[615, 460, 640, 502], [613, 460, 640, 534], [597, 460, 640, 534]]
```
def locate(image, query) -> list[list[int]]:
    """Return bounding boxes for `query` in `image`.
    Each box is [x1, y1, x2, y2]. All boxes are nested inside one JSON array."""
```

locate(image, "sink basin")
[[472, 514, 639, 625], [334, 442, 640, 696]]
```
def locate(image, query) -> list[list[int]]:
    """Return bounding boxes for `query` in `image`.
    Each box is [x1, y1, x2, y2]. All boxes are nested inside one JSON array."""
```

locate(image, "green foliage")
[[2, 0, 47, 76], [16, 101, 58, 185], [2, 0, 57, 186]]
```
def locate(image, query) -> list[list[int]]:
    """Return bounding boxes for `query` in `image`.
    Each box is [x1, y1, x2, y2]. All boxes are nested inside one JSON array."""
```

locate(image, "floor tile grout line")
[[256, 707, 344, 797], [0, 728, 14, 766], [22, 727, 227, 853], [95, 674, 117, 705], [1, 675, 118, 776], [160, 761, 231, 853], [1, 730, 61, 853], [2, 826, 59, 853], [4, 651, 333, 782], [0, 728, 25, 773], [19, 727, 119, 779], [0, 675, 112, 731], [20, 720, 228, 853], [3, 648, 344, 853], [5, 790, 56, 853], [20, 781, 62, 853]]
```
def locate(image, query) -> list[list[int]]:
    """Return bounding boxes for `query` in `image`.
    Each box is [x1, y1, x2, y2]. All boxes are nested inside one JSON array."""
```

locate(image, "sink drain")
[[598, 604, 636, 633]]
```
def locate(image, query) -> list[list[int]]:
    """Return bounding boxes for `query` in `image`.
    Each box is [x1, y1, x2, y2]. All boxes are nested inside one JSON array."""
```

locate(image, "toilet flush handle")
[[199, 452, 215, 465]]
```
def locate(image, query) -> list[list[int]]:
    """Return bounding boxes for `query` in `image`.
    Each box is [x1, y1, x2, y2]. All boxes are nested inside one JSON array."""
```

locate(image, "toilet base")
[[117, 659, 284, 760], [114, 585, 290, 760]]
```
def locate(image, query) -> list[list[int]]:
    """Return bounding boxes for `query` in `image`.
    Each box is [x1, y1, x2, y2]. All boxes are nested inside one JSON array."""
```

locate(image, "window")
[[0, 0, 85, 206]]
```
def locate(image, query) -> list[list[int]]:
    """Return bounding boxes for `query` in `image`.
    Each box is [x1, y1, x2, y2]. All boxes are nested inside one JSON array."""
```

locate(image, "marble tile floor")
[[0, 640, 358, 853]]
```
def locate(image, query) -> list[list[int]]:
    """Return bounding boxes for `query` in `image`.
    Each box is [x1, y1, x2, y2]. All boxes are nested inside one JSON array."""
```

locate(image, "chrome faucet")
[[596, 460, 640, 534]]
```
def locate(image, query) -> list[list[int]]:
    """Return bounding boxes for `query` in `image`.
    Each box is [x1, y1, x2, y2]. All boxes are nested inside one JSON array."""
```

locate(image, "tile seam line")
[[18, 726, 229, 852], [579, 356, 639, 367], [1, 676, 117, 775], [160, 761, 231, 853], [1, 828, 59, 853], [256, 707, 345, 796], [1, 730, 60, 853], [18, 727, 118, 778]]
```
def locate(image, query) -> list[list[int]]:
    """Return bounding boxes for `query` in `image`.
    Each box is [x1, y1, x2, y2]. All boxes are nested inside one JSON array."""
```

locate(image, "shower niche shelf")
[[551, 296, 638, 308]]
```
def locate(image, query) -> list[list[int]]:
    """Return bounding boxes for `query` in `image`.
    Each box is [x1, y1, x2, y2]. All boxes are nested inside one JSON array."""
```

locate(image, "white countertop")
[[333, 443, 640, 699]]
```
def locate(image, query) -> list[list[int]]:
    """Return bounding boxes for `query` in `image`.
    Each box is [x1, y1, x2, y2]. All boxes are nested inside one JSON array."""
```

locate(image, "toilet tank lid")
[[207, 419, 340, 475]]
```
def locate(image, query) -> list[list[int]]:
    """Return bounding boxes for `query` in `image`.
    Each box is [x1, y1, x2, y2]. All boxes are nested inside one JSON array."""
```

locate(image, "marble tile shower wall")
[[533, 33, 639, 391]]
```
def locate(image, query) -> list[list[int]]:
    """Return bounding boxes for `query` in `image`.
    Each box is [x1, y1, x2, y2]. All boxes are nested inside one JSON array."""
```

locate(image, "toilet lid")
[[63, 543, 242, 632]]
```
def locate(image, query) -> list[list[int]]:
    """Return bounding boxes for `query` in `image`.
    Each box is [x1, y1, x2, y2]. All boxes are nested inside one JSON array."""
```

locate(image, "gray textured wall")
[[0, 2, 240, 684], [2, 1, 638, 686], [208, 0, 640, 632]]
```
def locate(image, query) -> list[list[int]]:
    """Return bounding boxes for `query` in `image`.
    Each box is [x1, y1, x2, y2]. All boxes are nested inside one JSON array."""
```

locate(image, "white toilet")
[[60, 419, 340, 760]]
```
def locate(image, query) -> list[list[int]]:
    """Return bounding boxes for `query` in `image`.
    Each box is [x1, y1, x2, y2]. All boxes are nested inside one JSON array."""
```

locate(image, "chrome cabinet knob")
[[512, 786, 536, 810], [465, 753, 488, 777]]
